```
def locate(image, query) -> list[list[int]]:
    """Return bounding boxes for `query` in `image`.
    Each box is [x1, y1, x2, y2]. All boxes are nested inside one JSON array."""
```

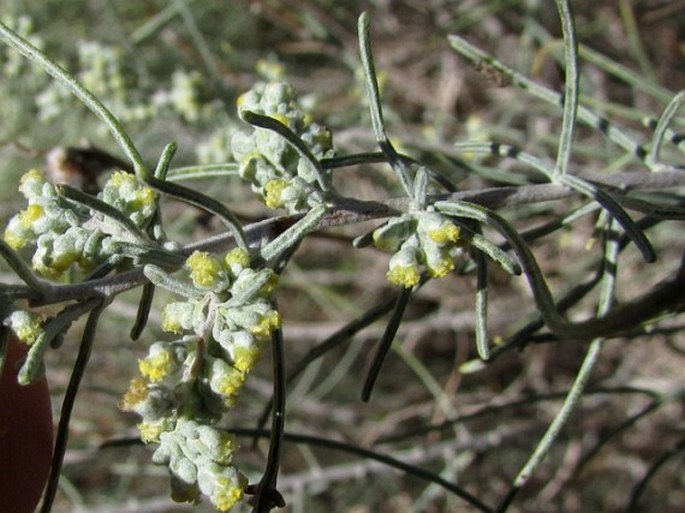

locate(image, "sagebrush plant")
[[0, 2, 684, 512]]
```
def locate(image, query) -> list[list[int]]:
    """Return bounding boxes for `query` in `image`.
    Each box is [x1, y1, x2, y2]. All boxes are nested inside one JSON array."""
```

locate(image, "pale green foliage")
[[0, 4, 683, 513], [0, 14, 45, 79], [152, 419, 246, 510]]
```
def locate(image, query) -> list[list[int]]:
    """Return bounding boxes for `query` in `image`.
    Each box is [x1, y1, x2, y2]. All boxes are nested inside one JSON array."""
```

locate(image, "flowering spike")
[[119, 239, 281, 510]]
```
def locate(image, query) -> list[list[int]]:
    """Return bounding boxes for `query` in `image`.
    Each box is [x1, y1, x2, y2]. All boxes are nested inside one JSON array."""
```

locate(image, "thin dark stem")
[[252, 323, 286, 512], [377, 386, 658, 444], [239, 429, 494, 513], [575, 398, 665, 474], [255, 294, 398, 431], [625, 435, 685, 513], [130, 282, 155, 340], [321, 152, 388, 168], [495, 486, 520, 513], [361, 286, 413, 402], [40, 301, 105, 513], [101, 427, 495, 513]]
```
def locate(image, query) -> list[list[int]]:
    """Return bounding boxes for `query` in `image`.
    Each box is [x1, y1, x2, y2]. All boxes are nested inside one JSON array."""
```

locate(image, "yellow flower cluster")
[[5, 168, 160, 279], [101, 170, 158, 225], [373, 211, 462, 288], [232, 80, 334, 214]]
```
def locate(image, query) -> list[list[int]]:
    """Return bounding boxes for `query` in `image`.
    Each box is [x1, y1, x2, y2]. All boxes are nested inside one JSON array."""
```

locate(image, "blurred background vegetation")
[[1, 1, 683, 512]]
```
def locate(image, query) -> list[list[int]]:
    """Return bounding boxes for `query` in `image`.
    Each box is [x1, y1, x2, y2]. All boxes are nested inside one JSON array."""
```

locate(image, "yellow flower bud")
[[251, 310, 281, 338], [218, 368, 246, 400], [263, 179, 289, 209], [427, 222, 460, 245], [138, 419, 167, 443], [4, 216, 30, 249], [3, 228, 27, 250], [18, 204, 44, 229], [211, 477, 244, 512], [18, 169, 45, 197], [120, 377, 150, 412], [134, 186, 157, 208], [109, 170, 135, 188], [139, 349, 174, 382], [233, 345, 260, 373], [186, 251, 222, 288], [224, 248, 250, 269], [8, 310, 45, 345], [427, 258, 455, 278], [387, 265, 421, 288], [161, 307, 183, 335]]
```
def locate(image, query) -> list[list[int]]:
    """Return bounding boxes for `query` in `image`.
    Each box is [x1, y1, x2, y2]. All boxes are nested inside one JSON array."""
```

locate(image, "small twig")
[[474, 248, 490, 360], [252, 322, 286, 513], [511, 217, 620, 496], [40, 300, 106, 513], [255, 294, 399, 431], [554, 0, 579, 177], [130, 282, 155, 340], [357, 12, 414, 199], [625, 435, 685, 513], [362, 286, 413, 402], [435, 200, 682, 340], [647, 90, 685, 169]]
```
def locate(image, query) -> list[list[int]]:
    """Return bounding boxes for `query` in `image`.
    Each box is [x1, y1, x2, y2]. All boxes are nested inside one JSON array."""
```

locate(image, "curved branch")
[[6, 169, 685, 309]]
